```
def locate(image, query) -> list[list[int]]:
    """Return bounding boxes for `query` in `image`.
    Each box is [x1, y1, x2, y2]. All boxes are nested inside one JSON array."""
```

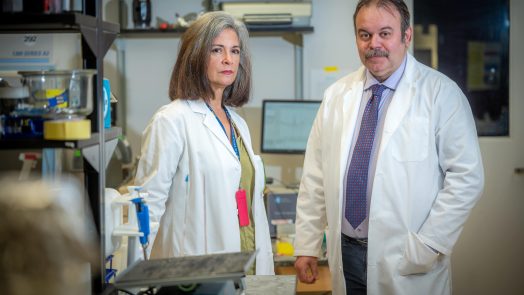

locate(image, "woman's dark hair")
[[169, 11, 251, 107]]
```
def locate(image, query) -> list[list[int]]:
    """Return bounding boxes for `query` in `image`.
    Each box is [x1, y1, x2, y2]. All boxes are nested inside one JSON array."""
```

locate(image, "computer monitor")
[[261, 99, 321, 154], [266, 190, 298, 238]]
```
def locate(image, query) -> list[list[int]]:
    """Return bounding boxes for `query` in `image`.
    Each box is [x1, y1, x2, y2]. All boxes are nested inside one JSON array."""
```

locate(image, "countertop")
[[244, 275, 296, 295]]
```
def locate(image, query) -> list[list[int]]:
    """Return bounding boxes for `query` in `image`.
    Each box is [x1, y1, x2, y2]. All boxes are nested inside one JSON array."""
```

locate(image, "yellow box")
[[44, 119, 91, 140]]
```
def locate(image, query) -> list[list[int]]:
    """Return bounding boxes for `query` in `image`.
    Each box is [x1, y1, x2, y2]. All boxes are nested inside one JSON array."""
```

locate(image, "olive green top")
[[235, 126, 256, 275]]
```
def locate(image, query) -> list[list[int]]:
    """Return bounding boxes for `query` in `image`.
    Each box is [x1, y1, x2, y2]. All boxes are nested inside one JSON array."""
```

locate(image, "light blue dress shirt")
[[341, 56, 407, 238]]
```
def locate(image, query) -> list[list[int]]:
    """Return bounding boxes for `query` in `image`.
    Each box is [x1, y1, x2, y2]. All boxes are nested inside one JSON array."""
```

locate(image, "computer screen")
[[266, 191, 298, 238], [261, 99, 322, 154]]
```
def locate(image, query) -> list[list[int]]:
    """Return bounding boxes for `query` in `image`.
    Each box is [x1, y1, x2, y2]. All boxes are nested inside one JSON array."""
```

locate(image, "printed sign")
[[0, 34, 54, 71]]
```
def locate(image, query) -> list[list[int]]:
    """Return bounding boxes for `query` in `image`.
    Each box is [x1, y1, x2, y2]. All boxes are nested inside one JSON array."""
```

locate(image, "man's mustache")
[[365, 49, 389, 58]]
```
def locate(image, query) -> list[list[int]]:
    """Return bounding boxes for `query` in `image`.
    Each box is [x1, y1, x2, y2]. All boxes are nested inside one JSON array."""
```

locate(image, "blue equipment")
[[131, 191, 150, 260]]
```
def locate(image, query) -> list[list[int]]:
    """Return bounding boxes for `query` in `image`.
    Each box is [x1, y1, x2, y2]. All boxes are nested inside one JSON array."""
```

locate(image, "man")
[[293, 0, 484, 294]]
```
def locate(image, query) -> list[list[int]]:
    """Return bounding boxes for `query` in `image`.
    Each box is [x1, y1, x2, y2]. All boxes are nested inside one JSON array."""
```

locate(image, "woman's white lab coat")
[[294, 54, 484, 294], [134, 99, 274, 275]]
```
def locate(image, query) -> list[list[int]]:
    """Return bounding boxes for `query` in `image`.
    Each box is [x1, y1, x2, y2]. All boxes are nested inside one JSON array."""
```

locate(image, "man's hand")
[[295, 256, 319, 283]]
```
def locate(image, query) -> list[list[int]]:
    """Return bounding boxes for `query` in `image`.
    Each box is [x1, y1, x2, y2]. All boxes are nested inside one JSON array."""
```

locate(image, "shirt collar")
[[364, 54, 407, 91]]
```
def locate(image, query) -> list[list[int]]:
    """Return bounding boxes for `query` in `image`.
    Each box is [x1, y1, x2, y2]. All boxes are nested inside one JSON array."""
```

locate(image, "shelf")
[[120, 25, 314, 38], [0, 126, 122, 150], [0, 12, 119, 34], [247, 25, 313, 33], [0, 5, 117, 293], [0, 12, 119, 59]]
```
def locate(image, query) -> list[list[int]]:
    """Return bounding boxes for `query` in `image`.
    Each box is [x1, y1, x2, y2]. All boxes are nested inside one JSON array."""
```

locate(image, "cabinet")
[[0, 2, 120, 293]]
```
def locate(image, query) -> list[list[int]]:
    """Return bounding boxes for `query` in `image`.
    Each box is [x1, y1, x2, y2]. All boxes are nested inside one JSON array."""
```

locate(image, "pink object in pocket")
[[236, 189, 250, 227]]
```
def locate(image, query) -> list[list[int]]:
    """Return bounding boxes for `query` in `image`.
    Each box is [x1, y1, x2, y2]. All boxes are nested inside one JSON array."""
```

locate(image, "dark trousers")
[[341, 233, 367, 295]]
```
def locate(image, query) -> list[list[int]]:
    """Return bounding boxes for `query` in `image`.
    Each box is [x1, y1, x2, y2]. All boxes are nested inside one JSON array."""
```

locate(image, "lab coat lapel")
[[379, 54, 419, 157], [230, 111, 253, 158], [338, 69, 366, 216], [188, 100, 239, 161], [231, 111, 256, 170], [230, 110, 264, 197]]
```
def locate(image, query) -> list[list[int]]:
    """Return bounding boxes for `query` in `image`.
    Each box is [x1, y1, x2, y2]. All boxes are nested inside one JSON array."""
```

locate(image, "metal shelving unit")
[[0, 3, 120, 294], [0, 12, 119, 32], [0, 126, 122, 150], [120, 25, 313, 37]]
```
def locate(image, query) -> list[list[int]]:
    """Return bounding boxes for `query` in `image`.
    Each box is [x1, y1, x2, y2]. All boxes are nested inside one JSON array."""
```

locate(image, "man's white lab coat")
[[294, 54, 484, 294]]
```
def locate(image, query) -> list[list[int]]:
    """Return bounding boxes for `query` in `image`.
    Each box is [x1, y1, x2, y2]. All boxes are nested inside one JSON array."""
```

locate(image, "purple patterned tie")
[[345, 84, 387, 228]]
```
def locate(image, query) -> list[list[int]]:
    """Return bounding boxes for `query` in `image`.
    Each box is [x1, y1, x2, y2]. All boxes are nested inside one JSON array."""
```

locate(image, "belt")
[[342, 233, 368, 247]]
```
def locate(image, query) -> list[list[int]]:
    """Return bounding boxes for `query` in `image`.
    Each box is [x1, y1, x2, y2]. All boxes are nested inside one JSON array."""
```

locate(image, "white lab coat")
[[134, 99, 274, 275], [294, 54, 484, 294]]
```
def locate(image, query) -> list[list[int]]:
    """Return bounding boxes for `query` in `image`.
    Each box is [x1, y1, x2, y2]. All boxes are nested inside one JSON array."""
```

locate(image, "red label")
[[236, 189, 250, 227]]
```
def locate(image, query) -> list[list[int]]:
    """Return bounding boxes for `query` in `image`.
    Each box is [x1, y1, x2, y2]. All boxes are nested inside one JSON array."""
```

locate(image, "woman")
[[134, 11, 274, 275]]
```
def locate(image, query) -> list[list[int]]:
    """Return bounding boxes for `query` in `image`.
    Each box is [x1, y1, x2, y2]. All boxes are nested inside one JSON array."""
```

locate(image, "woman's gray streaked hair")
[[169, 11, 252, 107]]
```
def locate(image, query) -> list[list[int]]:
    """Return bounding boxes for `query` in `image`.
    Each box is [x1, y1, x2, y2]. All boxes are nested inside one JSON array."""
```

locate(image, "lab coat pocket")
[[398, 232, 439, 276], [392, 117, 429, 162]]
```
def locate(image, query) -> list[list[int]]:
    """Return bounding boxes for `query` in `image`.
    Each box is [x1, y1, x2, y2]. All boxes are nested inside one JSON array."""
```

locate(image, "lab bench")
[[274, 255, 332, 295], [244, 275, 296, 295]]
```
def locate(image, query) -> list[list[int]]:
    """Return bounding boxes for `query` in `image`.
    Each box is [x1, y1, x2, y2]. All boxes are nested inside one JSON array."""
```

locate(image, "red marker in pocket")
[[236, 189, 250, 227]]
